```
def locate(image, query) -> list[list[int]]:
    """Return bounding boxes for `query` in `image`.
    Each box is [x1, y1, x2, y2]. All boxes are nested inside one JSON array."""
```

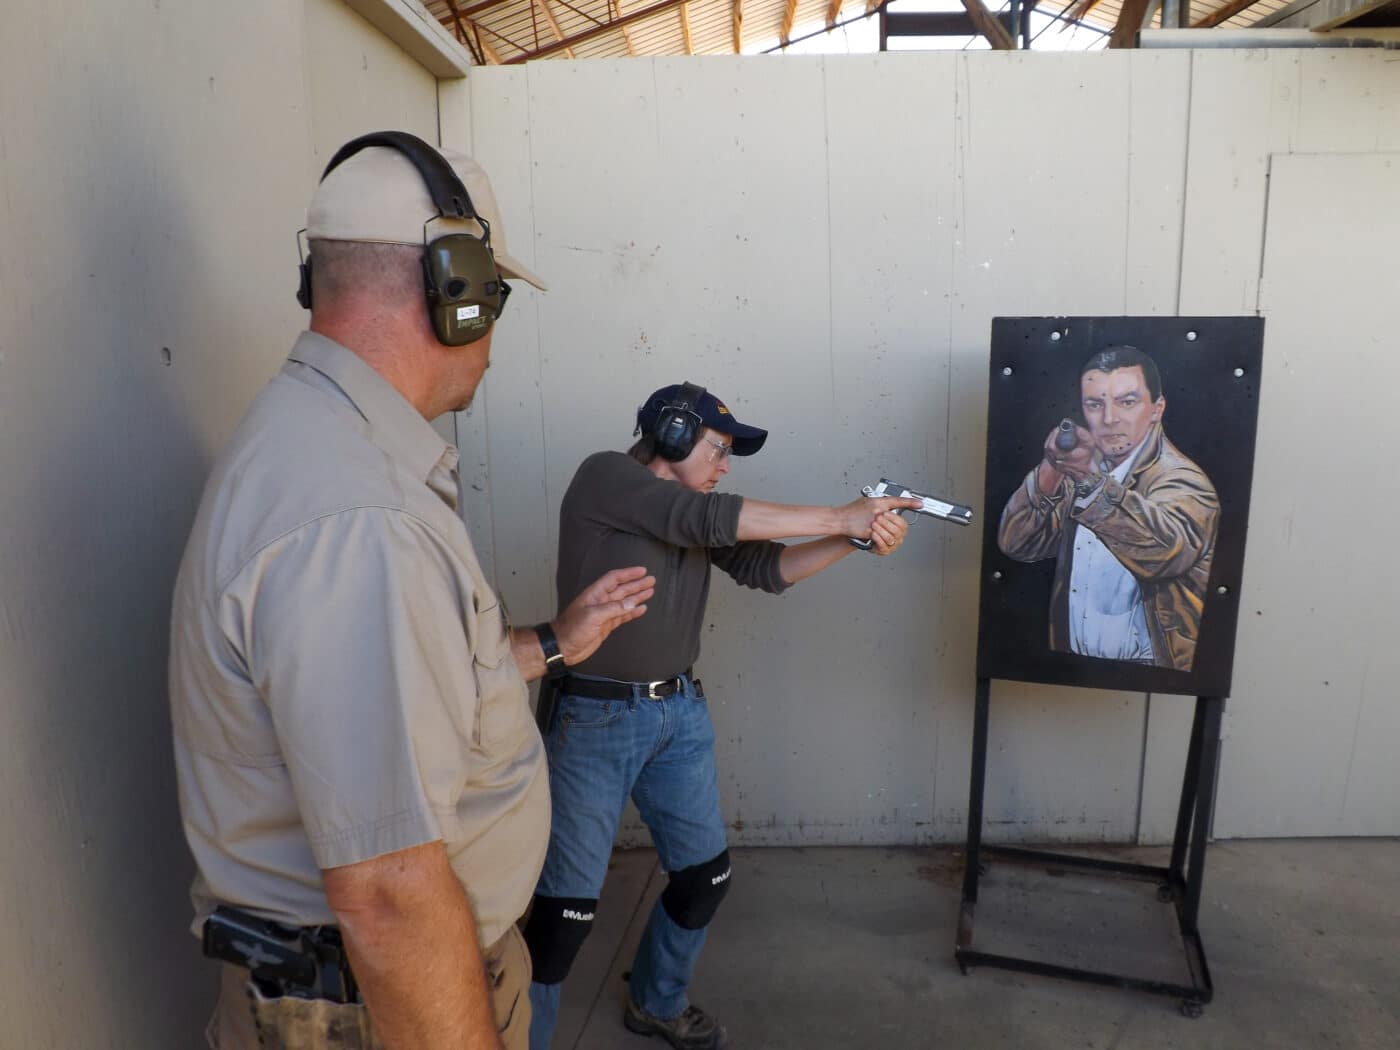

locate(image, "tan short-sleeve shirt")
[[170, 332, 548, 945]]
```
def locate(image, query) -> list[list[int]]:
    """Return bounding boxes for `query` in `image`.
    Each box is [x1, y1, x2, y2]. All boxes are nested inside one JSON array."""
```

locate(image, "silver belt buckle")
[[645, 679, 668, 700]]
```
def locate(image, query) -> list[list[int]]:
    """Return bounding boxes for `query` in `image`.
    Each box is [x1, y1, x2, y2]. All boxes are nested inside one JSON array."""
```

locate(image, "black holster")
[[202, 905, 359, 1004], [535, 676, 561, 737]]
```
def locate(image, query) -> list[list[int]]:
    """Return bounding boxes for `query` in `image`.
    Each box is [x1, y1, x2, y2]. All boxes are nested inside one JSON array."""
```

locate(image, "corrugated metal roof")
[[422, 0, 1289, 62], [1221, 0, 1294, 28]]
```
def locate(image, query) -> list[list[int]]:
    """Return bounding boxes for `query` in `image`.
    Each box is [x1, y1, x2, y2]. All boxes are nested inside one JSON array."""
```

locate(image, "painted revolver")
[[849, 478, 975, 550]]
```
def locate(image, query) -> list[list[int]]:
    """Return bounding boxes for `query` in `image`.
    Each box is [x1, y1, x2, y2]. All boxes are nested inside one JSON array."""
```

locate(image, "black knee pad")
[[523, 895, 598, 985], [661, 849, 732, 930]]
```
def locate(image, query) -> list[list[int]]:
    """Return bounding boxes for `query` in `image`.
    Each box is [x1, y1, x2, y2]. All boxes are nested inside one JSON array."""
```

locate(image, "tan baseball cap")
[[305, 144, 546, 291]]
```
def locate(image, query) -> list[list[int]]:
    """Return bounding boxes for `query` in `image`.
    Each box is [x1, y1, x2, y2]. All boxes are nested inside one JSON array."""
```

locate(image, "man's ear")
[[1151, 397, 1166, 424]]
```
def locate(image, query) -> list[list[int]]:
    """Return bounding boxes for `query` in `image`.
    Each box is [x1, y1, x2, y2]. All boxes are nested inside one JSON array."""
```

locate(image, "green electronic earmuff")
[[653, 382, 708, 462], [296, 131, 509, 347]]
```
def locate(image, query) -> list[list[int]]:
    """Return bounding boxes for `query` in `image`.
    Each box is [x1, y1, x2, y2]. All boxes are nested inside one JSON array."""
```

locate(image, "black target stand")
[[955, 678, 1222, 1017]]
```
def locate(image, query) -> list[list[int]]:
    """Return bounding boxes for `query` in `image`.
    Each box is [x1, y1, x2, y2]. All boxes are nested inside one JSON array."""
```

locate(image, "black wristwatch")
[[534, 622, 569, 680]]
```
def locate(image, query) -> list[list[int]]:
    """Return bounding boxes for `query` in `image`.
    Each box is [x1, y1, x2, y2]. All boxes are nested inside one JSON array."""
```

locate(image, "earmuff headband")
[[321, 131, 482, 234], [653, 381, 708, 462]]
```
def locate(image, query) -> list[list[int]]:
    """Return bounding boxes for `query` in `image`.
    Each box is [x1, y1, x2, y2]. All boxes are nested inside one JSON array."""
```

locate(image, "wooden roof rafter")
[[454, 0, 527, 19], [504, 0, 692, 61], [960, 0, 1016, 47], [780, 0, 799, 44], [612, 0, 640, 54], [1063, 0, 1106, 25], [443, 0, 485, 63], [680, 1, 695, 52], [1192, 0, 1266, 26], [1109, 0, 1154, 45], [532, 0, 577, 56], [472, 21, 505, 62], [472, 15, 529, 59], [430, 0, 1309, 63]]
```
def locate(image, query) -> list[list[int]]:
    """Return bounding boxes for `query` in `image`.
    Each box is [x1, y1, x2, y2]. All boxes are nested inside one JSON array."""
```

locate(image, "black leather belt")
[[558, 671, 698, 701]]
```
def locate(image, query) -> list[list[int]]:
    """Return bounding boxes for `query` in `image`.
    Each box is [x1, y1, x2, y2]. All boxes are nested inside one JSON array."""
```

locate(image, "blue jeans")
[[527, 673, 728, 1050]]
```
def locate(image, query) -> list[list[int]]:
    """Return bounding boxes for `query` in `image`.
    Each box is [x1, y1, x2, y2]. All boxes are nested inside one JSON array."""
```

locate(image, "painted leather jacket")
[[997, 424, 1219, 672]]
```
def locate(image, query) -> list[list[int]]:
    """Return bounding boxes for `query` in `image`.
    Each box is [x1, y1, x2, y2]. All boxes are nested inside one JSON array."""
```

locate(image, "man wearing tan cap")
[[170, 132, 653, 1050]]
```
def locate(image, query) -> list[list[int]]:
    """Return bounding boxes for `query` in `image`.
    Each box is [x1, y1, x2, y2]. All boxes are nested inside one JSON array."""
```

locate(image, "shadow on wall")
[[0, 116, 293, 1044]]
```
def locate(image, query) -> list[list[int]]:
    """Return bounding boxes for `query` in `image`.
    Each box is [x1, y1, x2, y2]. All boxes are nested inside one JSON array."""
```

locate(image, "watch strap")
[[534, 622, 568, 680]]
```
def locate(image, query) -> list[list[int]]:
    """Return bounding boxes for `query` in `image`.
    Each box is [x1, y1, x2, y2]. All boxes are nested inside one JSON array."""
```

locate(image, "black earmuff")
[[296, 253, 313, 310], [298, 131, 507, 347], [653, 382, 708, 462]]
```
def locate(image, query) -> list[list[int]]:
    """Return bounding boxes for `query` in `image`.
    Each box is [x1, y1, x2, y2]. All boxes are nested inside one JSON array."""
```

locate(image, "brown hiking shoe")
[[623, 992, 728, 1050]]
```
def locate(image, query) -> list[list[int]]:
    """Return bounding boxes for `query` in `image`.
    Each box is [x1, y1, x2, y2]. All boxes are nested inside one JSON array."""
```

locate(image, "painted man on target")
[[997, 346, 1220, 672]]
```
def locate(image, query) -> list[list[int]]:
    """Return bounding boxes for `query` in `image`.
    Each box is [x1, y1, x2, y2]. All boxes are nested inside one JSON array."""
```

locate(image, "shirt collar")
[[1108, 424, 1158, 483], [286, 331, 459, 491]]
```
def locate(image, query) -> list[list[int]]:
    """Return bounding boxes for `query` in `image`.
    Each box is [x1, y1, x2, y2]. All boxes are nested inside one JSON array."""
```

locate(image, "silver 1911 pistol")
[[849, 477, 975, 550]]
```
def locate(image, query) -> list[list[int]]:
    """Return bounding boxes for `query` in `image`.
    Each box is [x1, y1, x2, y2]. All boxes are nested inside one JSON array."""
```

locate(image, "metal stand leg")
[[957, 678, 992, 966], [1182, 697, 1223, 934], [1168, 696, 1207, 887], [954, 683, 1222, 1011]]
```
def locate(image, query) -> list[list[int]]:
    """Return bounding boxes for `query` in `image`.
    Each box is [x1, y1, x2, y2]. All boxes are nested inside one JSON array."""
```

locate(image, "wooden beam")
[[865, 0, 882, 15], [781, 0, 799, 44], [960, 0, 1015, 48], [1109, 0, 1151, 46], [445, 0, 485, 63], [826, 0, 843, 30], [456, 0, 532, 18], [443, 0, 471, 43], [612, 0, 638, 55], [1190, 0, 1263, 27], [507, 0, 689, 60], [448, 0, 492, 65], [468, 18, 504, 62], [534, 0, 576, 57], [1063, 0, 1106, 22], [733, 0, 743, 53], [680, 1, 694, 53]]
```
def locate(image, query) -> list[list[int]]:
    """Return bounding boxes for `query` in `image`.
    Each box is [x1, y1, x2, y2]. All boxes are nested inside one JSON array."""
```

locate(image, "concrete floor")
[[552, 840, 1399, 1050]]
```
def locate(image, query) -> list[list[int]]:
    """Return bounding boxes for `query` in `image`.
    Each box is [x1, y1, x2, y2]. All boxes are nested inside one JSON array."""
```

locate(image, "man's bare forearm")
[[511, 627, 546, 682], [325, 842, 501, 1050]]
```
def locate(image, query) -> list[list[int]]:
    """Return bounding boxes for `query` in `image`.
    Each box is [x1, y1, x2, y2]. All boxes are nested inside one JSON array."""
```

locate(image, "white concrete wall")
[[464, 49, 1400, 849], [0, 1, 450, 1045]]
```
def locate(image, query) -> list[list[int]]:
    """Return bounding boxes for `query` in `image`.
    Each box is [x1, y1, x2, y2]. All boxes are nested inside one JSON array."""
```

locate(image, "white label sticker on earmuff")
[[457, 305, 481, 322]]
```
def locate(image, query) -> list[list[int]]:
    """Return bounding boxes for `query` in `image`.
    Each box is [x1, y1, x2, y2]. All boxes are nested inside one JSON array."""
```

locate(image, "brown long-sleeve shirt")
[[557, 451, 790, 681]]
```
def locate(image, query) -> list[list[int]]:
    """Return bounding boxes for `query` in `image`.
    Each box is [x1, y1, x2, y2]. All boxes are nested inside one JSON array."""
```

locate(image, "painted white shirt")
[[1067, 436, 1155, 662]]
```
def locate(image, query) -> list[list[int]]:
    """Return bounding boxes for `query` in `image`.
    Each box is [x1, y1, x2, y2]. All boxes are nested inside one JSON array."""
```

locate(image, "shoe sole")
[[622, 1008, 719, 1050]]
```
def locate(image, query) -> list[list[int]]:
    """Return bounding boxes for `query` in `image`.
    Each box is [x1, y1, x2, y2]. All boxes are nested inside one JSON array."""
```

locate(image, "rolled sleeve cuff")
[[307, 806, 442, 870], [1027, 471, 1066, 513], [757, 544, 791, 595]]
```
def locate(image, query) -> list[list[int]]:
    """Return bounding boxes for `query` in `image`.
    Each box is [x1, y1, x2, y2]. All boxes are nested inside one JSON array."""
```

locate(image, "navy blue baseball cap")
[[636, 384, 769, 456]]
